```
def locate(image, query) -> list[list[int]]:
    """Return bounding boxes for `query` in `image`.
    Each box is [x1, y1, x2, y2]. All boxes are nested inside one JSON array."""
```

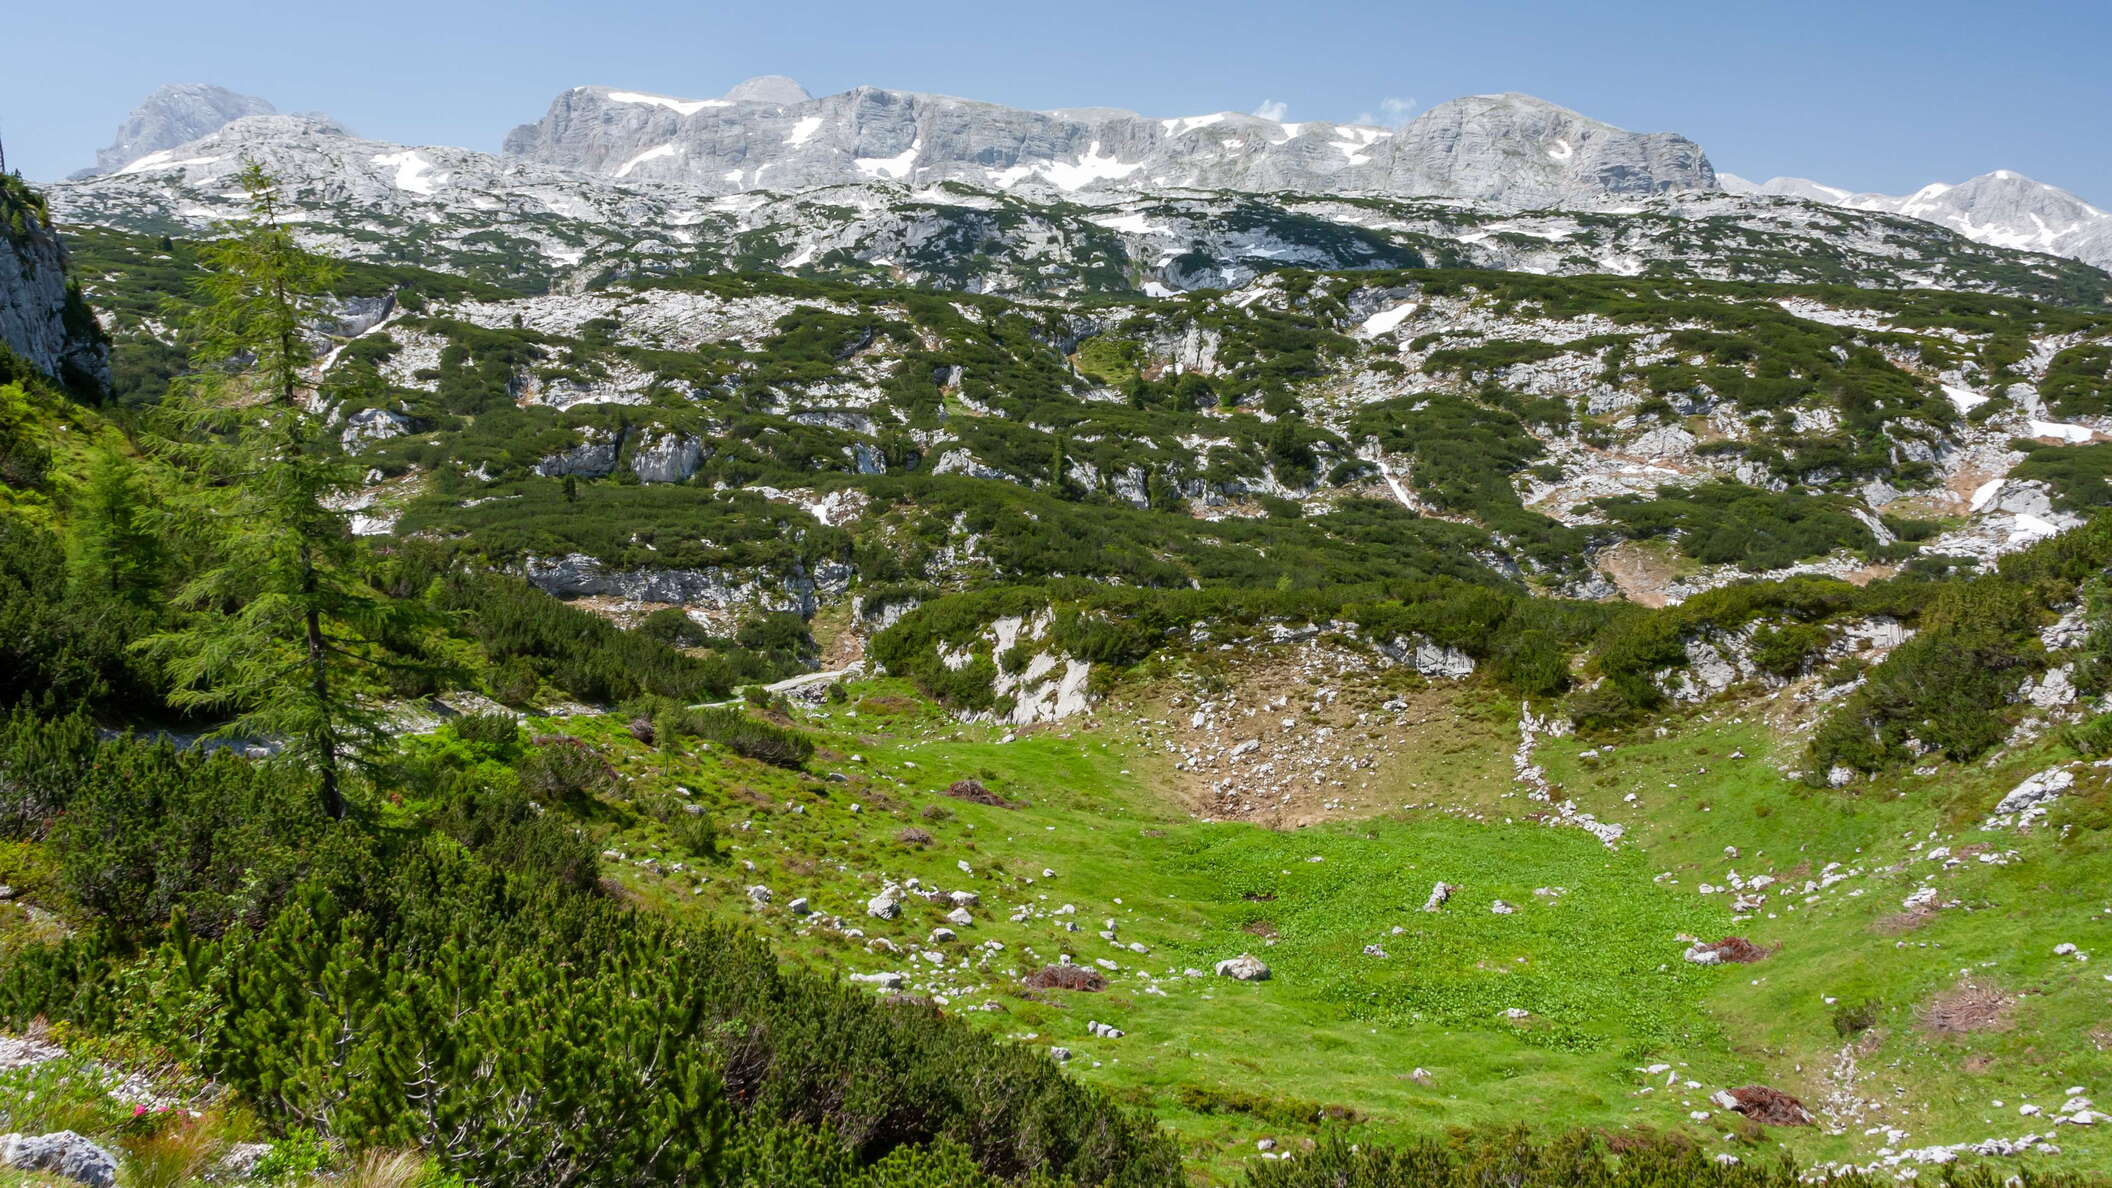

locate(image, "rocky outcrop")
[[341, 406, 411, 450], [934, 611, 1094, 726], [628, 429, 704, 483], [533, 431, 622, 478], [72, 83, 276, 178], [521, 552, 848, 616], [0, 179, 110, 394], [1373, 634, 1476, 678]]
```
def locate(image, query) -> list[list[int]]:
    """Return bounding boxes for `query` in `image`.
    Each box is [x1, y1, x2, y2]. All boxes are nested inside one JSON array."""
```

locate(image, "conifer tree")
[[141, 161, 404, 819], [68, 448, 161, 605]]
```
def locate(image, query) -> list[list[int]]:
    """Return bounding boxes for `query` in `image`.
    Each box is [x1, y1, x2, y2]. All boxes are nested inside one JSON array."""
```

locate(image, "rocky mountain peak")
[[74, 82, 276, 178], [1392, 92, 1717, 204], [724, 74, 812, 105]]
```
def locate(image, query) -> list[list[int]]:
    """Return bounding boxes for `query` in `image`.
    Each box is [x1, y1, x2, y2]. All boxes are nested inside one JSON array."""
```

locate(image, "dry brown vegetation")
[[1022, 964, 1108, 992], [1918, 979, 2015, 1035]]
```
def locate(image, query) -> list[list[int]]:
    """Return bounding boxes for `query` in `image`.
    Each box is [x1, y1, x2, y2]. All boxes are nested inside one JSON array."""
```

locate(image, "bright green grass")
[[551, 678, 2111, 1182]]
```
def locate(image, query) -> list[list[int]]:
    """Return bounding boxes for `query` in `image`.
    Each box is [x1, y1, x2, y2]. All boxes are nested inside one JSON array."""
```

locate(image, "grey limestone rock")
[[74, 83, 276, 178], [2, 1131, 120, 1188]]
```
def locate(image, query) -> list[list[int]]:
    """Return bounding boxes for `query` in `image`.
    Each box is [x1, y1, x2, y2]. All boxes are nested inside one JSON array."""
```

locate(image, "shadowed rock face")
[[501, 84, 1715, 206], [74, 83, 276, 178], [0, 182, 110, 393]]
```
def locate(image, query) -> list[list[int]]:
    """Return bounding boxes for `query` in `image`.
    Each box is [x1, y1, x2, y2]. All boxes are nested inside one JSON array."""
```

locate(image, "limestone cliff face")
[[0, 177, 110, 394], [501, 82, 1715, 205]]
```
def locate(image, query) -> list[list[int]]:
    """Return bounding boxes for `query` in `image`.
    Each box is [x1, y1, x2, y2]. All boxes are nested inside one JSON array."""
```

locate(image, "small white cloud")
[[1354, 96, 1418, 126], [1252, 99, 1289, 122]]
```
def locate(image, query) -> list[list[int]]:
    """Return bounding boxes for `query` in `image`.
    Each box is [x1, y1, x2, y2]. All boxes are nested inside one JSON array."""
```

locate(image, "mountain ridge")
[[64, 77, 2112, 280], [1721, 168, 2112, 272], [47, 112, 2112, 310], [500, 85, 1717, 207]]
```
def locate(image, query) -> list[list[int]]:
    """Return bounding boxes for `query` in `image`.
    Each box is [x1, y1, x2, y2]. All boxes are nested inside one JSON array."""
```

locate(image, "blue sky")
[[5, 0, 2109, 202]]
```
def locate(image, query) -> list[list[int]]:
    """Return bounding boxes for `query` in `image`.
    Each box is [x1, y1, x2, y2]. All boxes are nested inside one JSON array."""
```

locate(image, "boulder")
[[1215, 954, 1271, 982], [1995, 767, 2074, 818], [2, 1131, 120, 1188], [340, 406, 411, 450]]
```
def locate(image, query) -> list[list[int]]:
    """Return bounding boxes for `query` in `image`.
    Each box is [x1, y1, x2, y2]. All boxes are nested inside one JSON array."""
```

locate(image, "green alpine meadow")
[[3, 18, 2112, 1186]]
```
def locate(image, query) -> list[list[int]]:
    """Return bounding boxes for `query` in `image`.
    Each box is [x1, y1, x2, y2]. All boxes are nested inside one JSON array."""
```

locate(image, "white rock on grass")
[[1087, 1020, 1125, 1038], [849, 971, 904, 990], [1990, 767, 2075, 825], [1215, 954, 1271, 981], [1422, 881, 1457, 912], [0, 1036, 66, 1072], [1, 1132, 120, 1188], [867, 892, 901, 920], [945, 907, 975, 927]]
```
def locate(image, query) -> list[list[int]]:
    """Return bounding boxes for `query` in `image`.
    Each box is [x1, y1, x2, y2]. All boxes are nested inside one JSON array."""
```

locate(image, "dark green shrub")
[[670, 706, 814, 769], [516, 736, 617, 803], [1832, 999, 1882, 1038]]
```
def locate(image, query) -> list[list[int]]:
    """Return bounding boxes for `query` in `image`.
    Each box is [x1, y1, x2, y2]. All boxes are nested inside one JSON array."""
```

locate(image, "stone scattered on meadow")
[[1, 1131, 120, 1188]]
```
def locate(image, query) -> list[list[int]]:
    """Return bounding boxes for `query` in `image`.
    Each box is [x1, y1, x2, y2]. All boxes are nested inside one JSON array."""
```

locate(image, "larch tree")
[[68, 448, 162, 606], [141, 161, 404, 819]]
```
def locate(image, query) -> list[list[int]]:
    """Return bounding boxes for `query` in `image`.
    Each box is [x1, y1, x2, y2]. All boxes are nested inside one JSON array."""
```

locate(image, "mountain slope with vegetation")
[[5, 150, 2112, 1188]]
